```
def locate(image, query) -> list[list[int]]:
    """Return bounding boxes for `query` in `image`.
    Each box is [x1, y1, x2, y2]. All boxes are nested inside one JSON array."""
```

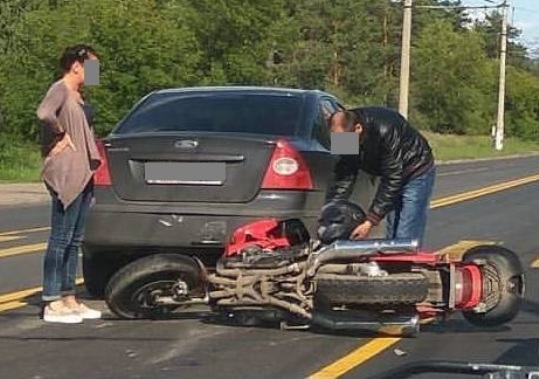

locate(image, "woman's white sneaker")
[[77, 303, 102, 319], [43, 305, 83, 324]]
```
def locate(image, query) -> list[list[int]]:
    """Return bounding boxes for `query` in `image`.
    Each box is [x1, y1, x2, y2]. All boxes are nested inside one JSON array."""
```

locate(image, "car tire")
[[105, 254, 203, 320], [461, 245, 524, 327]]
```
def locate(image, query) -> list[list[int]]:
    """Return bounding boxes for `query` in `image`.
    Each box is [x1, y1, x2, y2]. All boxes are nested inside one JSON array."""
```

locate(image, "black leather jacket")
[[325, 106, 435, 225]]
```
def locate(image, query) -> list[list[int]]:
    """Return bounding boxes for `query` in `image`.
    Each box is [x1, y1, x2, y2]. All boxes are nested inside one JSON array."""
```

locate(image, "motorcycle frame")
[[154, 239, 486, 326]]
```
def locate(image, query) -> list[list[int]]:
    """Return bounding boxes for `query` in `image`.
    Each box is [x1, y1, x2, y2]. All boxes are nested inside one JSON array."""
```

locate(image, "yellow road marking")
[[0, 235, 24, 243], [308, 338, 401, 379], [0, 285, 44, 304], [0, 226, 50, 236], [0, 278, 85, 313], [0, 300, 28, 313], [0, 243, 47, 258], [430, 174, 539, 209], [306, 239, 496, 379], [530, 258, 539, 268]]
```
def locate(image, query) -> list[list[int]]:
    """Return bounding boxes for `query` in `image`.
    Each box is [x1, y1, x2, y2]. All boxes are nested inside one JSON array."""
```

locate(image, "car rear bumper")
[[83, 188, 323, 250]]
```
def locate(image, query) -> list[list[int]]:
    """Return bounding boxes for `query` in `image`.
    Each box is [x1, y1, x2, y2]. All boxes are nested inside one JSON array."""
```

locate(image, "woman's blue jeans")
[[385, 165, 436, 247], [42, 181, 93, 302]]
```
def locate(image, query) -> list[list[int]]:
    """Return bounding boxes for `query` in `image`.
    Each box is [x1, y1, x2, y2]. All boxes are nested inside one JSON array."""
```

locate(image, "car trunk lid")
[[103, 133, 280, 203]]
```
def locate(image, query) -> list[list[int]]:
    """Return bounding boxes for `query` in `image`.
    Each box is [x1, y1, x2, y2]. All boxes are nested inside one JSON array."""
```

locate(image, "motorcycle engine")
[[222, 244, 308, 268]]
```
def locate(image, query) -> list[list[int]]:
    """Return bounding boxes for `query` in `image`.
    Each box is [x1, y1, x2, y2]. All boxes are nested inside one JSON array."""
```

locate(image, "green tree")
[[0, 0, 201, 139], [183, 0, 286, 85], [1, 0, 539, 146], [505, 66, 539, 140], [85, 0, 201, 135], [411, 20, 494, 134], [472, 9, 530, 69]]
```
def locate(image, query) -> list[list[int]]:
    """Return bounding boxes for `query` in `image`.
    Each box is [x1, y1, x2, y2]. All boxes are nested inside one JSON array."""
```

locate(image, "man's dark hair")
[[328, 110, 361, 132], [59, 44, 97, 74]]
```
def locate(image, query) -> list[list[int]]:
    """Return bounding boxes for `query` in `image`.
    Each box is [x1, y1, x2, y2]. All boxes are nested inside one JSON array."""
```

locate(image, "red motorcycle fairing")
[[224, 219, 292, 257]]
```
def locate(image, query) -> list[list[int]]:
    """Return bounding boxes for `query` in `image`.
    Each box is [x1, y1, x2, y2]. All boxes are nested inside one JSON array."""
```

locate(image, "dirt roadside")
[[0, 182, 49, 207]]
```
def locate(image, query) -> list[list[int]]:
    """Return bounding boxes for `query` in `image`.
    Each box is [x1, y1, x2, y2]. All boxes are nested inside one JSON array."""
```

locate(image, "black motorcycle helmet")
[[317, 199, 367, 244]]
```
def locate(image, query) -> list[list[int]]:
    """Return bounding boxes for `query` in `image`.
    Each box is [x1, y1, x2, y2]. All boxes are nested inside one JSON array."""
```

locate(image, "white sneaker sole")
[[43, 315, 84, 324], [80, 311, 102, 319]]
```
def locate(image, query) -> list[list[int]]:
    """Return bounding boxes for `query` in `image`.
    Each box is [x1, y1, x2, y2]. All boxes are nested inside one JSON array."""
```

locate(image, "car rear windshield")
[[113, 92, 305, 136]]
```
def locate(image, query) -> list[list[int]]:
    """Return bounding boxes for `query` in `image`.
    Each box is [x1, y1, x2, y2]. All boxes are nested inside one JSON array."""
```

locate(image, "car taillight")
[[94, 139, 112, 186], [261, 139, 313, 190]]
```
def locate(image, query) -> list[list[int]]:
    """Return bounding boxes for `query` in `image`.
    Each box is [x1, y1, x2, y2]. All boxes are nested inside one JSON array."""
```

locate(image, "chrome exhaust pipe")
[[307, 238, 419, 277], [312, 312, 420, 337]]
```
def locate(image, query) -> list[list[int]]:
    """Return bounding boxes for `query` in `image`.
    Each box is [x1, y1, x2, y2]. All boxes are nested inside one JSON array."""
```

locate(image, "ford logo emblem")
[[174, 139, 198, 149]]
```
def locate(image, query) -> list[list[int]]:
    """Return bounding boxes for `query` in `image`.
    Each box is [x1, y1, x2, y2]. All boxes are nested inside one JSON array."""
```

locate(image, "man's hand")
[[350, 220, 373, 240], [49, 133, 76, 157]]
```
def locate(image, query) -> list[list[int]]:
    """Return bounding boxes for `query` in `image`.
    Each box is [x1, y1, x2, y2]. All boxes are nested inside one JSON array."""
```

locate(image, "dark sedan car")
[[82, 86, 365, 297]]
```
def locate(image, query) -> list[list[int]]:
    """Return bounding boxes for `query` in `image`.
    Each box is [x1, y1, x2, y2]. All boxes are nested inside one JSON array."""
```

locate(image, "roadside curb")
[[435, 151, 539, 165]]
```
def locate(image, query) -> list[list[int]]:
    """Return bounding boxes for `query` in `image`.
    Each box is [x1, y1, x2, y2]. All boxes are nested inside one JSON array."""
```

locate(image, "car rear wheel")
[[104, 254, 203, 319], [461, 245, 524, 327]]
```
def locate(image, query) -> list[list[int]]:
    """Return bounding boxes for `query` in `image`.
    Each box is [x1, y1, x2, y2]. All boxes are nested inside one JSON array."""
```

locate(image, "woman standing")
[[36, 44, 103, 323]]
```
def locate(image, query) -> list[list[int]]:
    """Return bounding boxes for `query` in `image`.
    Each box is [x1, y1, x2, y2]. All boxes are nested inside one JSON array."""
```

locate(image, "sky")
[[461, 0, 539, 52]]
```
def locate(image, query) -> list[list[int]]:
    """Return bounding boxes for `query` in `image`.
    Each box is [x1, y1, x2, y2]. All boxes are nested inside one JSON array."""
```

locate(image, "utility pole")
[[398, 0, 508, 129], [399, 0, 413, 118], [494, 0, 509, 151]]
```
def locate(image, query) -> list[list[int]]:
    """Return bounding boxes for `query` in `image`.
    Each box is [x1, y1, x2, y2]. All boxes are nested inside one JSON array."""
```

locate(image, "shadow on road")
[[493, 338, 539, 366], [0, 334, 180, 342], [520, 297, 539, 317], [420, 319, 511, 334]]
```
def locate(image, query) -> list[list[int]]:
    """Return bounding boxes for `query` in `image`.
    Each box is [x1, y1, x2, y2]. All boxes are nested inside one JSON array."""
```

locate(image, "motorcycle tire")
[[315, 273, 430, 305], [461, 244, 524, 327], [104, 254, 203, 320]]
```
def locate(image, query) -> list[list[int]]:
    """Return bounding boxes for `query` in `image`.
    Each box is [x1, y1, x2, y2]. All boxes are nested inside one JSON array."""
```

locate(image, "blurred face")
[[69, 53, 98, 86]]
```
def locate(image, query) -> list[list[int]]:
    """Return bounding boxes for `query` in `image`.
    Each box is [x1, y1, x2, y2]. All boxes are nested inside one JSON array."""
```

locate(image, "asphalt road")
[[1, 155, 539, 379]]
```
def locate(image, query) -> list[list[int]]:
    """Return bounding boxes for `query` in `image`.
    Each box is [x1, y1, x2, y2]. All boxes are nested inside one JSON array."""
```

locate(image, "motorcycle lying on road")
[[103, 201, 525, 337], [371, 360, 539, 378]]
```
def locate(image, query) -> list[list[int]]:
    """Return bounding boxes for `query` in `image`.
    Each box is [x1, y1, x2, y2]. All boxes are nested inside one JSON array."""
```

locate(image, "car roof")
[[152, 86, 330, 97]]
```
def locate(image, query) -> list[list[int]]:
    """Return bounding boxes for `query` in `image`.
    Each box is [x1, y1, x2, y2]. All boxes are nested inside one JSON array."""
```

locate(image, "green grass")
[[0, 136, 42, 182], [1, 132, 539, 183], [423, 131, 539, 161]]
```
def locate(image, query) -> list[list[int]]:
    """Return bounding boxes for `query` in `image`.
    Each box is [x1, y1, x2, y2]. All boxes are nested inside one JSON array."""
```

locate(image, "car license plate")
[[144, 162, 226, 185]]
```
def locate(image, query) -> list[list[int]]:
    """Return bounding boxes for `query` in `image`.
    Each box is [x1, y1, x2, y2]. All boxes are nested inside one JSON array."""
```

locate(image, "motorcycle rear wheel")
[[461, 245, 524, 327], [105, 254, 203, 319]]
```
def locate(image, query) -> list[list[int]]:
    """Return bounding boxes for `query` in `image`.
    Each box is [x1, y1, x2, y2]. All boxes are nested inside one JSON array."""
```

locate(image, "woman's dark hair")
[[59, 44, 97, 74]]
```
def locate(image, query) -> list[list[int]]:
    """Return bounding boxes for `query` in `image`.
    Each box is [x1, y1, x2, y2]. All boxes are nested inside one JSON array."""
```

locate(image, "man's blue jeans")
[[385, 165, 436, 247], [42, 181, 93, 302]]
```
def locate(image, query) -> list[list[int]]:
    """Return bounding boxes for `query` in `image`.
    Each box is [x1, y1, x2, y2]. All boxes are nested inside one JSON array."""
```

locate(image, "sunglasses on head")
[[76, 47, 88, 57]]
